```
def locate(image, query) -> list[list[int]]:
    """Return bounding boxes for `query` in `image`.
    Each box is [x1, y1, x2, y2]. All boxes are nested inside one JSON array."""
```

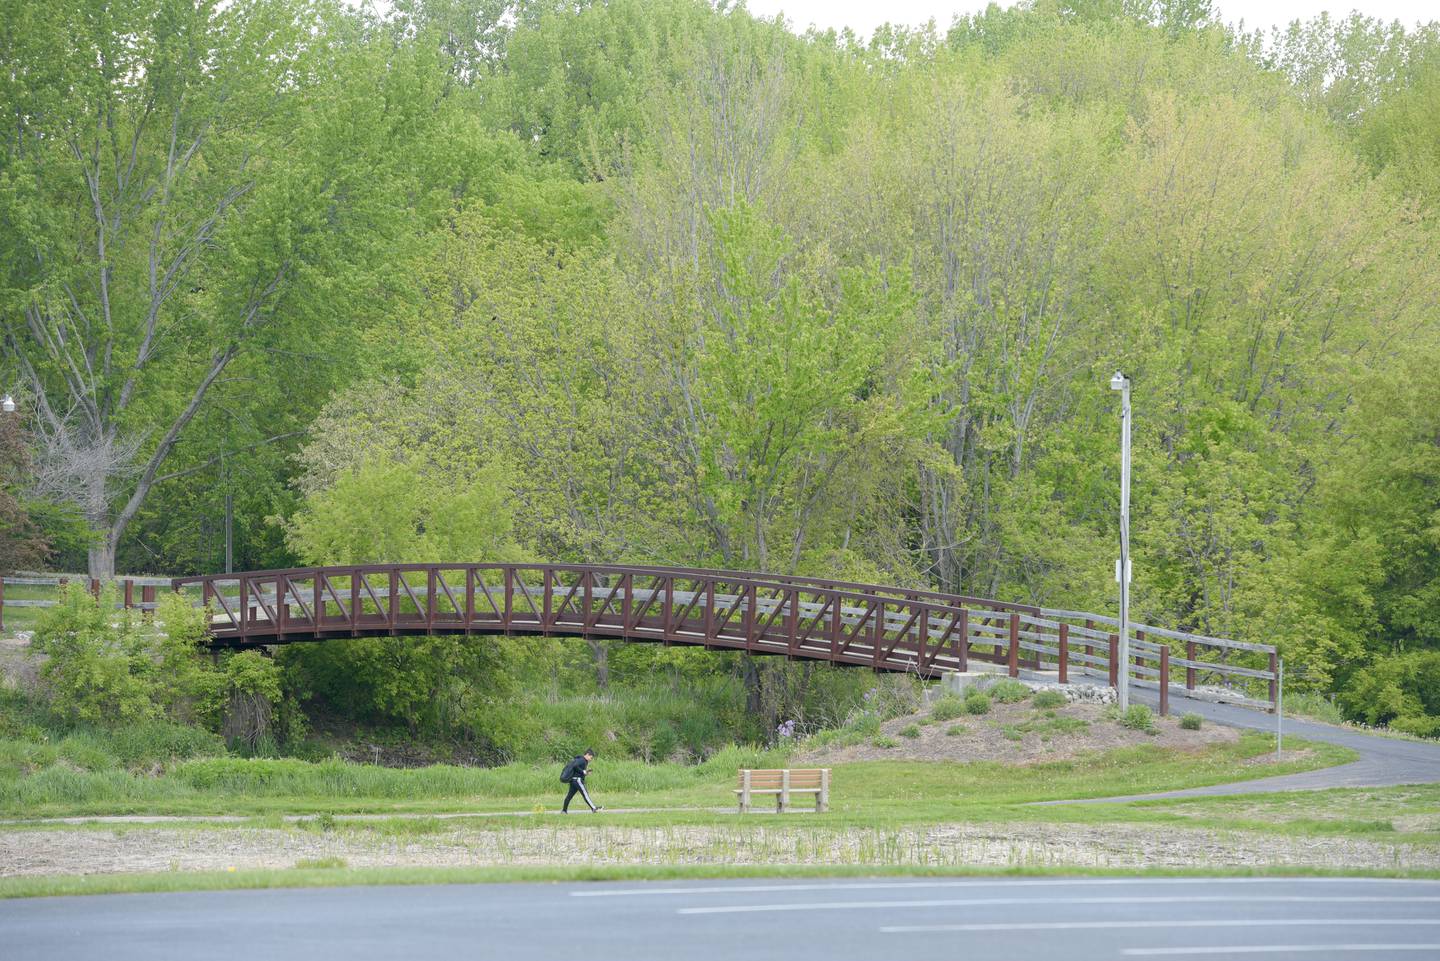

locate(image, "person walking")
[[560, 749, 602, 813]]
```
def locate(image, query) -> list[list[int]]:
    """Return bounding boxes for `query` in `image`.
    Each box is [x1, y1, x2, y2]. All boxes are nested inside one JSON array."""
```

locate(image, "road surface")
[[4, 876, 1440, 960]]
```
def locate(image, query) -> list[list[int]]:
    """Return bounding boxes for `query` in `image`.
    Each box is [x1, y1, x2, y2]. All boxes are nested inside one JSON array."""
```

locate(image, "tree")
[[0, 0, 514, 576], [0, 406, 49, 572]]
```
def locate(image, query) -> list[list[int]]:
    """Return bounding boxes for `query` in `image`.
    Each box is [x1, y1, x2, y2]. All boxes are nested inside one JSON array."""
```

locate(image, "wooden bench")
[[735, 768, 830, 813]]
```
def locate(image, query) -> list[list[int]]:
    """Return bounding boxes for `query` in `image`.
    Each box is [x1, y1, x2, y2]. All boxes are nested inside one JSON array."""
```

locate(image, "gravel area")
[[0, 821, 1432, 876], [798, 701, 1238, 765]]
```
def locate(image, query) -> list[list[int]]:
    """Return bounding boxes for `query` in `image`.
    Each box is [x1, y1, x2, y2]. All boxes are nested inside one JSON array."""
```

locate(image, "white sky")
[[742, 0, 1438, 37]]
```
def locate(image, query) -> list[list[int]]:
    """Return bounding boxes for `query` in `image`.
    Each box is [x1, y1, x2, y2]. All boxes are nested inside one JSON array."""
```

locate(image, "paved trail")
[[5, 877, 1440, 961], [1061, 684, 1440, 802]]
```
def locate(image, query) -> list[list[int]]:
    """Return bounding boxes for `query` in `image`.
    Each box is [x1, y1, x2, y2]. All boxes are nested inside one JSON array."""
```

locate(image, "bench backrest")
[[738, 768, 827, 790]]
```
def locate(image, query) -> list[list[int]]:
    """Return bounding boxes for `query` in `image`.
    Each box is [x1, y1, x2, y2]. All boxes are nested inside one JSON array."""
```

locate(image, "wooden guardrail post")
[[122, 579, 133, 610], [1058, 622, 1069, 684], [1008, 611, 1020, 677], [142, 584, 155, 617], [1186, 640, 1196, 691], [0, 578, 5, 632], [1108, 632, 1119, 688], [1159, 645, 1170, 716], [1085, 618, 1095, 661]]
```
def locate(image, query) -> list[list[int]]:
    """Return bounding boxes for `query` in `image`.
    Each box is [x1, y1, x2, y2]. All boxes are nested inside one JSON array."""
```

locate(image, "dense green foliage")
[[3, 0, 1439, 741]]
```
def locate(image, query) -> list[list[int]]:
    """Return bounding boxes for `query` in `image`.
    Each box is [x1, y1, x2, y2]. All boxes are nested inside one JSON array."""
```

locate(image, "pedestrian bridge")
[[170, 563, 1280, 713]]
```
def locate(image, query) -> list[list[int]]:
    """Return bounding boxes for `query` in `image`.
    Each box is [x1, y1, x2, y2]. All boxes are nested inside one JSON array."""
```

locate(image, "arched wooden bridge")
[[168, 563, 1281, 713]]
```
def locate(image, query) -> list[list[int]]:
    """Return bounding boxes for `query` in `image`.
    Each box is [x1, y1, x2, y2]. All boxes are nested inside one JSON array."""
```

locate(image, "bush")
[[1119, 704, 1156, 733], [31, 588, 218, 728], [929, 695, 966, 722], [1390, 714, 1440, 738], [1179, 713, 1203, 731], [1032, 690, 1067, 709], [898, 723, 921, 739], [988, 679, 1030, 703], [1338, 651, 1440, 738], [964, 691, 991, 715], [1284, 692, 1344, 725], [848, 712, 882, 737], [872, 736, 898, 749], [945, 724, 966, 736]]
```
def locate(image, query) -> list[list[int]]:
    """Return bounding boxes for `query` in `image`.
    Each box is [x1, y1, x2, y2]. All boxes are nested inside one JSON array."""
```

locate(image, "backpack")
[[559, 758, 578, 783]]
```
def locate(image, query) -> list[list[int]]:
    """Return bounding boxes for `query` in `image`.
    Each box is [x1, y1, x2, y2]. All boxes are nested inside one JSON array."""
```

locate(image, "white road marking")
[[571, 877, 1435, 898], [881, 920, 1440, 934], [1121, 946, 1440, 956], [676, 896, 1440, 915]]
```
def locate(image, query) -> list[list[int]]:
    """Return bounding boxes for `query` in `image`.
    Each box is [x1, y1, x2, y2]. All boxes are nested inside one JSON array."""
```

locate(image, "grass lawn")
[[1, 732, 1354, 822], [11, 732, 1440, 899]]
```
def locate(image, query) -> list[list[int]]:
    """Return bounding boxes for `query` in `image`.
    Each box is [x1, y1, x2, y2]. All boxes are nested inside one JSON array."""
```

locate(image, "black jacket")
[[560, 755, 589, 783]]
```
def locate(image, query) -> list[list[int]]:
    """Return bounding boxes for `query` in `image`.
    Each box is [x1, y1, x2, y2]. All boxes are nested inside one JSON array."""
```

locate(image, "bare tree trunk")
[[87, 535, 116, 580], [587, 638, 610, 692]]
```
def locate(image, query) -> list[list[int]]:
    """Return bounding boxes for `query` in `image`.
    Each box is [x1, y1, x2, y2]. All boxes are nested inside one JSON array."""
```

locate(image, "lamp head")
[[1, 394, 14, 414], [1109, 371, 1129, 392]]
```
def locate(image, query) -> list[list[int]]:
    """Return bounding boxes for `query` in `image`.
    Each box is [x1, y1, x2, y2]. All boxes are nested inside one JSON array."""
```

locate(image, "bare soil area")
[[0, 820, 1431, 876], [797, 700, 1239, 766]]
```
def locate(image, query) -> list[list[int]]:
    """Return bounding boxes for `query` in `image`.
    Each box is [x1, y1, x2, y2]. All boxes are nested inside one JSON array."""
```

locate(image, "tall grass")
[[0, 744, 791, 811]]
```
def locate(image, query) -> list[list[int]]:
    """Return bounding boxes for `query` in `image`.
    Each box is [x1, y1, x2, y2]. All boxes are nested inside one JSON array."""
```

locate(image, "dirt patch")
[[0, 820, 1433, 876], [0, 637, 42, 690], [796, 699, 1238, 766]]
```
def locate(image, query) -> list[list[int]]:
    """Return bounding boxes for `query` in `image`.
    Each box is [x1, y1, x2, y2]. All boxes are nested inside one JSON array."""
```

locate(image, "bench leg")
[[819, 770, 829, 813]]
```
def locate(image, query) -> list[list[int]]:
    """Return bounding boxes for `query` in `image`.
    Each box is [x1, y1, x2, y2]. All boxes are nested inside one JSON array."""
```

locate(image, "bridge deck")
[[168, 564, 1279, 712]]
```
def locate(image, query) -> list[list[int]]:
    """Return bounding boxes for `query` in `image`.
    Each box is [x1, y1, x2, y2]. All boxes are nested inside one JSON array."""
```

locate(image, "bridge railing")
[[0, 573, 175, 631], [1011, 610, 1279, 713], [168, 564, 1035, 675], [2, 566, 1279, 714], [162, 563, 1278, 714]]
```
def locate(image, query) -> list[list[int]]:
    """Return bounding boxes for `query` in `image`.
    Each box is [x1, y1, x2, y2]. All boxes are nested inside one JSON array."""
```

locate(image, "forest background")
[[3, 0, 1439, 754]]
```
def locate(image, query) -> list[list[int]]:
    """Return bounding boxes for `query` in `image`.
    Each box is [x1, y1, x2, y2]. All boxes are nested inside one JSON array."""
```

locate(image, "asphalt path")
[[1075, 684, 1440, 801], [5, 877, 1440, 960]]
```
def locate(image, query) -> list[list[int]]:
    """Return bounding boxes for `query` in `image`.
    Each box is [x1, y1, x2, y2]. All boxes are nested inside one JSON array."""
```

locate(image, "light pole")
[[1110, 371, 1131, 711]]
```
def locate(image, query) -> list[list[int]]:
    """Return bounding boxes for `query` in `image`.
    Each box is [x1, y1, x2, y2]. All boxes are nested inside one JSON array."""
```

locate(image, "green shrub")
[[1119, 704, 1156, 733], [898, 723, 921, 739], [1032, 690, 1067, 709], [1002, 726, 1023, 741], [964, 692, 991, 715], [1283, 692, 1344, 725], [988, 679, 1030, 703], [848, 712, 883, 737], [929, 695, 966, 722], [1179, 713, 1204, 731], [945, 724, 966, 736], [1390, 714, 1440, 738], [872, 736, 898, 749], [1338, 651, 1440, 734]]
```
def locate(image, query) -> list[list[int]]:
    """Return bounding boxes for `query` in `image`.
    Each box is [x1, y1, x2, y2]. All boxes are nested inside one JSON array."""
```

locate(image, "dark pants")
[[563, 777, 595, 812]]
